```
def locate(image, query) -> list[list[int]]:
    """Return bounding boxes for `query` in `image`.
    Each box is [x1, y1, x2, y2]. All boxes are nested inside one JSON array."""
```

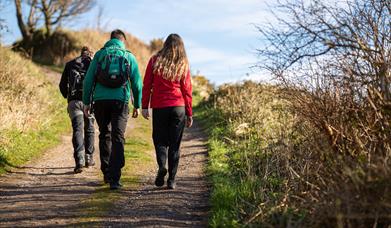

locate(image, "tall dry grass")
[[0, 47, 55, 132], [201, 81, 391, 227], [0, 46, 68, 172]]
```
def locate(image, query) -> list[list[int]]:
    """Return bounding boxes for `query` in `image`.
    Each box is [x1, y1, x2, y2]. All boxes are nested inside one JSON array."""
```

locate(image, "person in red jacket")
[[141, 34, 193, 189]]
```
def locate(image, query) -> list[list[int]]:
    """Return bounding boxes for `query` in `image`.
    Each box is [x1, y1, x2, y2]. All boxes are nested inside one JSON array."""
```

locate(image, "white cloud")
[[185, 39, 260, 83], [162, 0, 272, 37]]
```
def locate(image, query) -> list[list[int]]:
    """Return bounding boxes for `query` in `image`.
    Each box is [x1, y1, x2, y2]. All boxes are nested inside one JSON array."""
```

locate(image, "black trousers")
[[94, 100, 129, 183], [152, 106, 186, 180], [68, 100, 95, 166]]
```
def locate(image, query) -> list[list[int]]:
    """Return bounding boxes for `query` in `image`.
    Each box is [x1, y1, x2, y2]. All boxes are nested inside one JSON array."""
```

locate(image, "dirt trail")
[[100, 121, 210, 227], [0, 134, 102, 227], [0, 68, 102, 227], [0, 68, 210, 227]]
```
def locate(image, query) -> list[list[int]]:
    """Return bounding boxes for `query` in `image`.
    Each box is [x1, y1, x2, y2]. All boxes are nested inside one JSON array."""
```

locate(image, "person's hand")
[[83, 105, 91, 117], [142, 109, 150, 120], [186, 116, 193, 128], [132, 108, 139, 118]]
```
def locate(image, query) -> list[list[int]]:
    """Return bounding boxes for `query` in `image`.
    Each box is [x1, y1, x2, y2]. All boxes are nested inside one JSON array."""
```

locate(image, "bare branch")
[[257, 0, 391, 156]]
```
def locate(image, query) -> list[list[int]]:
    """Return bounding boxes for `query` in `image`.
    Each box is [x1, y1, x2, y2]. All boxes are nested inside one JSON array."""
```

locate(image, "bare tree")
[[257, 0, 390, 156], [0, 2, 8, 39], [96, 4, 104, 31], [38, 0, 95, 37], [14, 0, 96, 42], [14, 0, 39, 43]]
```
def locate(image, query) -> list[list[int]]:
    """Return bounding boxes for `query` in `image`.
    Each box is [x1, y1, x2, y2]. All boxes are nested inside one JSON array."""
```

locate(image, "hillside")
[[1, 29, 158, 173], [62, 29, 154, 74], [15, 29, 155, 75], [0, 32, 211, 226], [0, 47, 69, 173]]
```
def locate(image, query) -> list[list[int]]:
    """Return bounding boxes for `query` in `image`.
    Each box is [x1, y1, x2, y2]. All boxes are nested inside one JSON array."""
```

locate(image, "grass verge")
[[0, 104, 69, 174], [0, 47, 70, 174], [194, 104, 242, 227], [194, 82, 307, 227]]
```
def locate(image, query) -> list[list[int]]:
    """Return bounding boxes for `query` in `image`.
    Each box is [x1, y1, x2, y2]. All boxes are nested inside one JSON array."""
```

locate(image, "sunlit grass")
[[0, 47, 70, 174], [195, 82, 307, 227]]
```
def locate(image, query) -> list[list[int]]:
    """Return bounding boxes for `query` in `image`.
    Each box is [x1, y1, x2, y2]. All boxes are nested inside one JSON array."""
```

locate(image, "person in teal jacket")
[[82, 29, 142, 190]]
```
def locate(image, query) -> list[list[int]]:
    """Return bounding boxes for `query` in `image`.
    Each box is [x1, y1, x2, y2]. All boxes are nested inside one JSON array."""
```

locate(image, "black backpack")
[[96, 47, 131, 88], [68, 56, 90, 99]]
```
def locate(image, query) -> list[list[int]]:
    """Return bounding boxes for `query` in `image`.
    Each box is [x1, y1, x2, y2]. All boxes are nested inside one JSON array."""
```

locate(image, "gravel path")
[[0, 134, 102, 227], [0, 68, 210, 227], [101, 121, 210, 227]]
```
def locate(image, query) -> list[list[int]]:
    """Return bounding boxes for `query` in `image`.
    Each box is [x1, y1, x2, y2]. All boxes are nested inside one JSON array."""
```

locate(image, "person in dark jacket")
[[59, 46, 95, 173], [142, 34, 193, 189]]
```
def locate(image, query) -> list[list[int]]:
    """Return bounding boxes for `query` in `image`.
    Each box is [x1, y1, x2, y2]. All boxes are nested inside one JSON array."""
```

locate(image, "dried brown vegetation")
[[203, 0, 390, 226], [0, 47, 57, 132], [254, 0, 391, 226], [0, 47, 69, 173], [192, 74, 214, 101], [13, 29, 154, 74]]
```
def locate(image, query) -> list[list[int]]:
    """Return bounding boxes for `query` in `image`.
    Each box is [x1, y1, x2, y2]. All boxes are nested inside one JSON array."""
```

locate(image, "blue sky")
[[1, 0, 274, 85]]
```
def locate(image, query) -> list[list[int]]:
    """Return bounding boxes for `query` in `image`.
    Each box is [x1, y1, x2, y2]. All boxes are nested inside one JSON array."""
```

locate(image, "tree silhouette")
[[14, 0, 95, 46], [258, 0, 390, 156]]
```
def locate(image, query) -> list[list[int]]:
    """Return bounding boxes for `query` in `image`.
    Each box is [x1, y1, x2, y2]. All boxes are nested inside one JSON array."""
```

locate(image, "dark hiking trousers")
[[94, 100, 129, 183], [152, 106, 186, 181], [68, 100, 95, 166]]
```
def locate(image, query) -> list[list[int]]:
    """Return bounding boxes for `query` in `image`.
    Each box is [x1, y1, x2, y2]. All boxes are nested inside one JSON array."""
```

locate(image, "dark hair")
[[110, 29, 126, 40], [80, 46, 93, 57]]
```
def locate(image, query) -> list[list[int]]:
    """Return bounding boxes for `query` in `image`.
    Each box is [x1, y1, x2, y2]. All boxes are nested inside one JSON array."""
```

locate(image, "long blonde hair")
[[153, 34, 189, 81]]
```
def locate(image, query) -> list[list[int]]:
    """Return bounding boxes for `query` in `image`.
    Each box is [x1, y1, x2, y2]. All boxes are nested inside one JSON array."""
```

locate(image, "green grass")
[[194, 83, 317, 227], [0, 79, 70, 175], [194, 96, 291, 227], [194, 104, 242, 227], [0, 47, 71, 174]]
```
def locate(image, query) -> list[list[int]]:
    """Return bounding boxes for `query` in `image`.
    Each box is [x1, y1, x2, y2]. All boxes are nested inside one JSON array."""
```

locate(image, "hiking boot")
[[85, 159, 95, 168], [103, 175, 111, 184], [85, 155, 95, 167], [167, 179, 176, 189], [154, 167, 167, 187], [110, 181, 122, 190], [74, 164, 83, 174]]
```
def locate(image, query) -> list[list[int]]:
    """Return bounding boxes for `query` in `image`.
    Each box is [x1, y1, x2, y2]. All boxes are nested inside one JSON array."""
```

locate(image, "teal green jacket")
[[82, 38, 142, 108]]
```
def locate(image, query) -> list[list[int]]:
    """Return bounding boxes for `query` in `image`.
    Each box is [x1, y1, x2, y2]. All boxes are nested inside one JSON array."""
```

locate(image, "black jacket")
[[59, 56, 91, 102]]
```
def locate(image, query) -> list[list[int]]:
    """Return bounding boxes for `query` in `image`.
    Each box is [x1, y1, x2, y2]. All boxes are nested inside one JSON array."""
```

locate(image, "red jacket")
[[142, 56, 193, 116]]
